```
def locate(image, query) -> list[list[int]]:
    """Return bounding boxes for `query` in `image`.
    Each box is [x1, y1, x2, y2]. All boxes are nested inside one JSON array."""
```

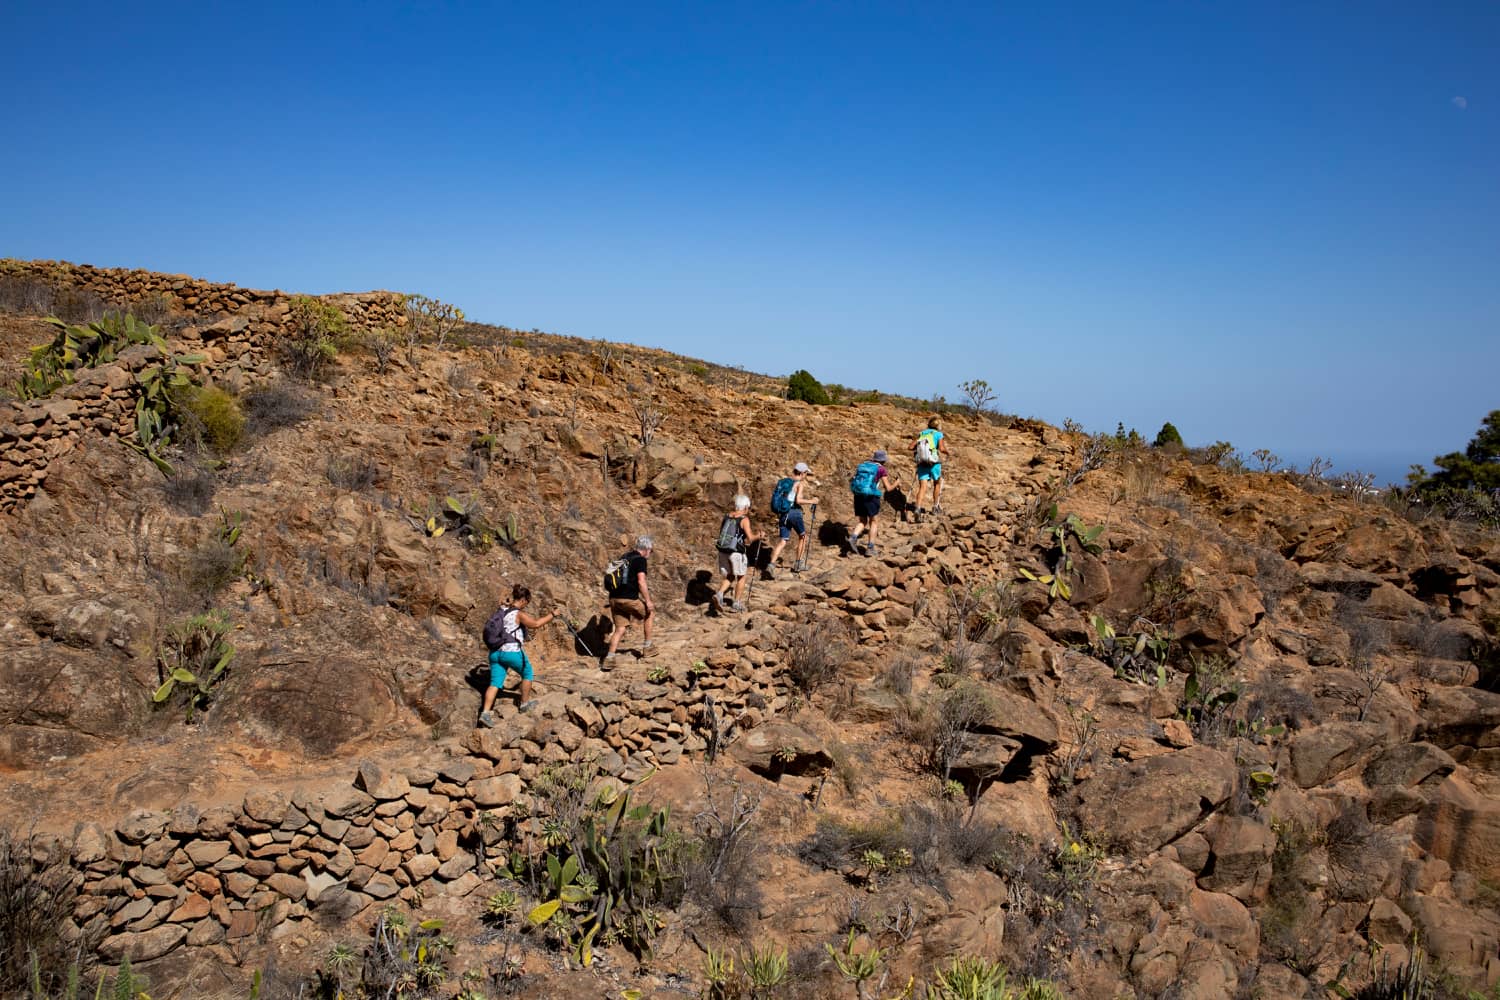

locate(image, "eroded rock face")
[[1417, 773, 1500, 883], [0, 647, 146, 767], [222, 657, 402, 756], [1075, 746, 1236, 854]]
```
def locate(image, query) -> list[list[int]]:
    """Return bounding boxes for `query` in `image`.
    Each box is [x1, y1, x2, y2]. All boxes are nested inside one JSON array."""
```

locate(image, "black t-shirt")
[[611, 551, 649, 600]]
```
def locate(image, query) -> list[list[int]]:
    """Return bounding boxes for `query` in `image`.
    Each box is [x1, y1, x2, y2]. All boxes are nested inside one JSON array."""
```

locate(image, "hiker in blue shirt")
[[910, 416, 949, 521], [847, 450, 901, 557]]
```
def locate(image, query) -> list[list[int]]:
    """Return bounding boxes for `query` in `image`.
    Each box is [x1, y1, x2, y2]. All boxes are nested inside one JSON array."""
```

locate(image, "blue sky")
[[3, 2, 1496, 484]]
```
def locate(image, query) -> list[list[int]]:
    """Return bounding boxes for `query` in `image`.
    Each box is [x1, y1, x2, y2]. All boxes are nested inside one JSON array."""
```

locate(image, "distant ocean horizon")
[[1270, 450, 1420, 490]]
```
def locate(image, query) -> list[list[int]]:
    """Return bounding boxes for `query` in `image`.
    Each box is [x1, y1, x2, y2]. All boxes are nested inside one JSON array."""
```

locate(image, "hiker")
[[910, 415, 950, 520], [847, 450, 900, 557], [714, 494, 760, 612], [603, 536, 657, 664], [480, 584, 557, 724], [767, 462, 819, 578]]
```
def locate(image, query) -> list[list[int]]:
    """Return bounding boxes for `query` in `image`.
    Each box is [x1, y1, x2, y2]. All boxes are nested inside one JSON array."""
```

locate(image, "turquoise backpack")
[[850, 461, 881, 496]]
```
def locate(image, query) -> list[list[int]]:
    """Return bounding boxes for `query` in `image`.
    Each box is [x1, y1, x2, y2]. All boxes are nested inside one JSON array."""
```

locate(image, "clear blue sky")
[[3, 2, 1496, 484]]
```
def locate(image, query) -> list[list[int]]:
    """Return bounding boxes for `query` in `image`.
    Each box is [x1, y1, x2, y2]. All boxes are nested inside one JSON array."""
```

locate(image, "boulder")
[[99, 924, 187, 963], [1416, 773, 1500, 883], [355, 760, 412, 801], [223, 657, 402, 757], [1418, 686, 1500, 750], [1287, 721, 1387, 788], [1362, 742, 1456, 790], [731, 719, 835, 778], [1198, 815, 1275, 902], [948, 732, 1022, 784], [1075, 746, 1236, 853]]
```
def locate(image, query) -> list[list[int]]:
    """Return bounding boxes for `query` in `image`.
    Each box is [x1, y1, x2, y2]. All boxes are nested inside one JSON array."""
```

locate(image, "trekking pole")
[[796, 503, 818, 572], [744, 538, 761, 606], [559, 612, 597, 659]]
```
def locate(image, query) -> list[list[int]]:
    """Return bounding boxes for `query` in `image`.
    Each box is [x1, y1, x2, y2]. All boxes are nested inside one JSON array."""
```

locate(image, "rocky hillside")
[[0, 263, 1497, 999]]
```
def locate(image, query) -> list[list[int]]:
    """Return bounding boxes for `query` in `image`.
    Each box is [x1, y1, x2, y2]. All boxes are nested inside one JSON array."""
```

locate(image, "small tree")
[[1409, 410, 1500, 494], [401, 293, 465, 361], [627, 381, 664, 446], [1153, 422, 1184, 449], [786, 369, 830, 405], [959, 378, 997, 415]]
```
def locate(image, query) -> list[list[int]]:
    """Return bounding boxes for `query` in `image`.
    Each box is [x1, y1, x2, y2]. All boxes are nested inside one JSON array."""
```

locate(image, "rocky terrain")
[[0, 261, 1497, 999]]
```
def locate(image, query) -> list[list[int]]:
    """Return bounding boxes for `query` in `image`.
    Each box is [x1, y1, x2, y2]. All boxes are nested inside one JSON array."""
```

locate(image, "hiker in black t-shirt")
[[604, 536, 657, 665]]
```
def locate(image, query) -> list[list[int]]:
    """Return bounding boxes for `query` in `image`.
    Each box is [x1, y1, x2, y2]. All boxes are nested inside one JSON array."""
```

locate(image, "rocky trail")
[[2, 260, 1498, 999]]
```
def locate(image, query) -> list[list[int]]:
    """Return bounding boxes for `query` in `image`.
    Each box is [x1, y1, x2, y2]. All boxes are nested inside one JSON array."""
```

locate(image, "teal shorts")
[[489, 648, 534, 685], [917, 462, 942, 481]]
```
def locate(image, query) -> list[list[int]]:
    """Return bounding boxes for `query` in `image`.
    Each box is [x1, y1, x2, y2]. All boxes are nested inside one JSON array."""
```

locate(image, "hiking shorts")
[[853, 493, 882, 519], [610, 598, 650, 621], [778, 509, 806, 540], [489, 648, 534, 685], [917, 461, 942, 481], [717, 550, 748, 577]]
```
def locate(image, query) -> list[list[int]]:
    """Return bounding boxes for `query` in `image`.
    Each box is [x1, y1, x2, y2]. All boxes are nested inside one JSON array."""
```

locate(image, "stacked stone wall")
[[0, 259, 406, 511], [42, 660, 789, 966]]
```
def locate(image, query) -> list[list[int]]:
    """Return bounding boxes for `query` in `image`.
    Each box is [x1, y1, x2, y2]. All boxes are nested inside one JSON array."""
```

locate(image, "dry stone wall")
[[53, 660, 789, 967], [0, 259, 406, 511]]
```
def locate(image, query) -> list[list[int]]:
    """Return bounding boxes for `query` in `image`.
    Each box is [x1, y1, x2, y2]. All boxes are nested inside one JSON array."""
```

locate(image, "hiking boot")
[[731, 601, 747, 612], [763, 564, 776, 580], [932, 505, 944, 516], [715, 593, 730, 610], [478, 711, 497, 728], [865, 544, 879, 557], [518, 700, 538, 713], [600, 652, 617, 670]]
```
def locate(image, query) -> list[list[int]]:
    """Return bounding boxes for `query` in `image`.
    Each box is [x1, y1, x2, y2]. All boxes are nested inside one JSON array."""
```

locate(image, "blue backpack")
[[770, 477, 796, 515], [850, 461, 882, 496]]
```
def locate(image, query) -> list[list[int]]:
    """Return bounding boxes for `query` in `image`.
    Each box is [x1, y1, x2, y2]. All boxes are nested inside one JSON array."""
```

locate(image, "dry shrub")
[[880, 651, 920, 695], [800, 801, 1009, 878], [1119, 452, 1167, 502], [685, 770, 764, 934], [895, 682, 994, 782], [179, 537, 246, 605], [785, 619, 855, 697], [1324, 802, 1397, 902], [326, 453, 379, 492], [243, 381, 318, 436], [0, 830, 96, 996], [163, 463, 217, 515]]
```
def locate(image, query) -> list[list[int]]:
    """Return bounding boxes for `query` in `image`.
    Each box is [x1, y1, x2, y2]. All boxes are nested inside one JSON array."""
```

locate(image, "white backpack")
[[915, 431, 940, 464]]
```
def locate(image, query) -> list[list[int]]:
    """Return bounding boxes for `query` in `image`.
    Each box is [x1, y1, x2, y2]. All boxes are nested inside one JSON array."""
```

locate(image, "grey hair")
[[734, 494, 751, 511], [636, 535, 654, 550]]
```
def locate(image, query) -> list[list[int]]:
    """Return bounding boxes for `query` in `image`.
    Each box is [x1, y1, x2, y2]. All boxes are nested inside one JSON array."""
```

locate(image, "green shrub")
[[282, 296, 346, 380], [317, 909, 454, 999], [1153, 421, 1184, 448], [176, 385, 244, 453], [152, 610, 236, 722], [16, 311, 165, 400], [786, 369, 830, 405], [520, 763, 691, 966]]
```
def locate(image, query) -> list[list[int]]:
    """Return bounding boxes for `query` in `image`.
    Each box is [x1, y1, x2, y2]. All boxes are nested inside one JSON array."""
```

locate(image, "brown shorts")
[[609, 598, 649, 621]]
